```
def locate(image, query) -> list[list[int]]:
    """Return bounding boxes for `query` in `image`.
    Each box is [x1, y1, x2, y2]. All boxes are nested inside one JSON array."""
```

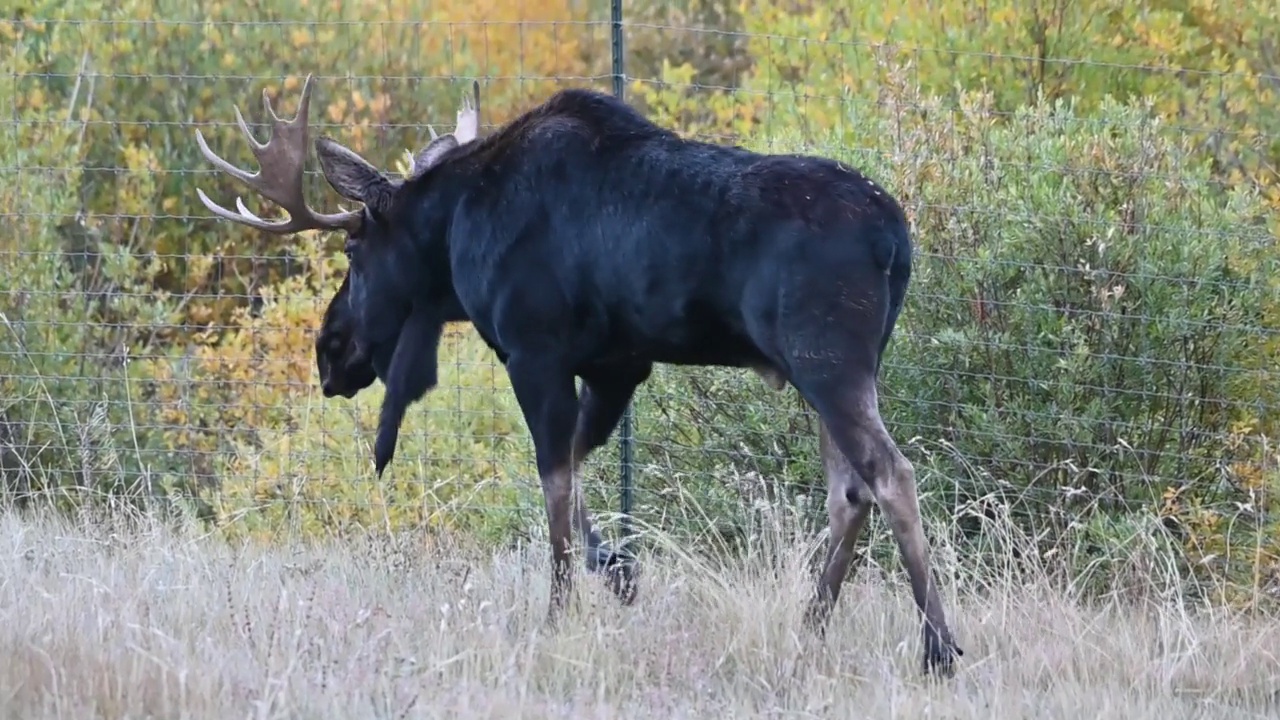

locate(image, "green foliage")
[[632, 0, 1280, 212], [3, 0, 1278, 606], [8, 0, 605, 332], [3, 0, 606, 527], [0, 61, 188, 514], [623, 0, 1280, 601]]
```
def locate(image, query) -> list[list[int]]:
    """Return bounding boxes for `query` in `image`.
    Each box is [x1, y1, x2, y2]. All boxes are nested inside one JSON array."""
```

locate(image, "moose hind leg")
[[801, 372, 962, 676], [803, 419, 875, 633], [569, 366, 650, 605]]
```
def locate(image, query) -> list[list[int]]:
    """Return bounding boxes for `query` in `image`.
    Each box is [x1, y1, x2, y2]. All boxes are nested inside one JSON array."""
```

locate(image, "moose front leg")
[[504, 353, 583, 622]]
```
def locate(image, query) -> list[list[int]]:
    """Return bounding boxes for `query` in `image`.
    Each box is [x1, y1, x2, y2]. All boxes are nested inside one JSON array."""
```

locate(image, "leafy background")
[[2, 0, 1277, 606]]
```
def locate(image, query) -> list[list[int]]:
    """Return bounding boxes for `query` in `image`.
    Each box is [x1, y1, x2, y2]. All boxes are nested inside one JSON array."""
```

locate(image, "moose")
[[192, 75, 963, 675]]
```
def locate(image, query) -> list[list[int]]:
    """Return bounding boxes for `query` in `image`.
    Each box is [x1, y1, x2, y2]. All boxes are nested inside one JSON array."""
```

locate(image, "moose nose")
[[321, 380, 337, 397]]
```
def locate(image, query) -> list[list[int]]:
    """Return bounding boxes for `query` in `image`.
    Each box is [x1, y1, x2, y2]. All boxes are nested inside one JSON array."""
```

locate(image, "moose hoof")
[[588, 541, 640, 606], [923, 631, 964, 678]]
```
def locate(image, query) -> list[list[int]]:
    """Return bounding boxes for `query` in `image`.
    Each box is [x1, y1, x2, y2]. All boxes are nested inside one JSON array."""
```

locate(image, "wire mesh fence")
[[3, 3, 1278, 601]]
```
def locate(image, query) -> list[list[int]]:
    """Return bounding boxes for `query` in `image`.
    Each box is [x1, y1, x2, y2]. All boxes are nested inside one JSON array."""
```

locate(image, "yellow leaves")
[[990, 7, 1016, 25], [11, 0, 1277, 545], [1265, 185, 1280, 211], [23, 86, 47, 112], [393, 149, 415, 179], [1230, 419, 1258, 437], [351, 90, 392, 121], [327, 99, 348, 124], [121, 144, 159, 173], [114, 143, 162, 217], [193, 292, 529, 536], [1164, 418, 1280, 602], [1232, 462, 1266, 493], [186, 304, 215, 326]]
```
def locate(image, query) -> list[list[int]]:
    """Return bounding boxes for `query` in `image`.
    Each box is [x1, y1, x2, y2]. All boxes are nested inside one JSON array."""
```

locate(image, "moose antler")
[[409, 81, 482, 180], [426, 80, 481, 144], [194, 74, 363, 235]]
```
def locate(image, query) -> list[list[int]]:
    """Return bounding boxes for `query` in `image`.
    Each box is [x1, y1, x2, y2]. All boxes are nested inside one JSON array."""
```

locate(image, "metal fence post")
[[610, 0, 635, 540]]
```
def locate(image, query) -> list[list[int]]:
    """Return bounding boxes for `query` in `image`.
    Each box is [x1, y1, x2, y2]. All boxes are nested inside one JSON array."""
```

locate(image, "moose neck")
[[397, 171, 471, 325]]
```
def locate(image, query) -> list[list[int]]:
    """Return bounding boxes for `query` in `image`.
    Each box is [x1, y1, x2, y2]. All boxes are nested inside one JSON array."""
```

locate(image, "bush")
[[0, 56, 189, 516], [3, 0, 607, 527], [631, 0, 1280, 209], [196, 70, 1280, 601], [632, 60, 1279, 601], [4, 3, 1277, 605]]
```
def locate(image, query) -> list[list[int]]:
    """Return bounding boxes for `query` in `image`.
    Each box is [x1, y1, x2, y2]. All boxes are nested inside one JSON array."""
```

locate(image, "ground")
[[1, 510, 1277, 718]]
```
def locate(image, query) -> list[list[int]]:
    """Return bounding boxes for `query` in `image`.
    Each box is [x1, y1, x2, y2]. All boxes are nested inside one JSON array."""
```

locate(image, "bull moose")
[[193, 75, 963, 675]]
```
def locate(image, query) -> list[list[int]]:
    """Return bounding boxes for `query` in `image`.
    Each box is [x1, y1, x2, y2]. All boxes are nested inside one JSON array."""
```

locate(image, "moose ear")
[[406, 135, 460, 183], [314, 137, 395, 214]]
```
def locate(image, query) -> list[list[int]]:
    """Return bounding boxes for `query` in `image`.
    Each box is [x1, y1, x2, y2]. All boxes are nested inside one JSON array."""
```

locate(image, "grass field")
[[3, 509, 1278, 719]]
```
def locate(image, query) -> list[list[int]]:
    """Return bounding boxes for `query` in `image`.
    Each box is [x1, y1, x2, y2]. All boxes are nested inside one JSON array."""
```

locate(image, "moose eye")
[[343, 237, 358, 260]]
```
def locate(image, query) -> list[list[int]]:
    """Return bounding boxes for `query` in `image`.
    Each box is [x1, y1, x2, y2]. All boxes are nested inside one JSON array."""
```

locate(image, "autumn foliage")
[[1, 0, 1277, 604]]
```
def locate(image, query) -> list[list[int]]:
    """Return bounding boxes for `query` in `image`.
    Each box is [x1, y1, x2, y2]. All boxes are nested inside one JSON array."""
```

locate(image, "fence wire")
[[2, 7, 1278, 595]]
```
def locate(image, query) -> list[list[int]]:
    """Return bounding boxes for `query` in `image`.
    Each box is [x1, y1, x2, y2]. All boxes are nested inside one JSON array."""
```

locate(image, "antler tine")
[[262, 84, 281, 124], [232, 105, 266, 152], [454, 80, 480, 144], [405, 80, 484, 179], [193, 73, 361, 235]]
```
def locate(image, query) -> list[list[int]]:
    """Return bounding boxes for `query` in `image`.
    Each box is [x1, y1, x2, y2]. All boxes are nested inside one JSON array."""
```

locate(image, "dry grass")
[[2, 507, 1278, 719]]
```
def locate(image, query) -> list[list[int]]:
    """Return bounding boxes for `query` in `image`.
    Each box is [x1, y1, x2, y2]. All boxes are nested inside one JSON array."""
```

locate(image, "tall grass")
[[2, 501, 1277, 718]]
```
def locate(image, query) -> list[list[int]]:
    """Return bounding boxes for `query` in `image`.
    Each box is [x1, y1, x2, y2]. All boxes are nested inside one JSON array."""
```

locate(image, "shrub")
[[631, 0, 1280, 209], [631, 60, 1279, 602], [3, 0, 608, 529], [0, 52, 187, 514], [4, 2, 1277, 605], [175, 68, 1279, 604]]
